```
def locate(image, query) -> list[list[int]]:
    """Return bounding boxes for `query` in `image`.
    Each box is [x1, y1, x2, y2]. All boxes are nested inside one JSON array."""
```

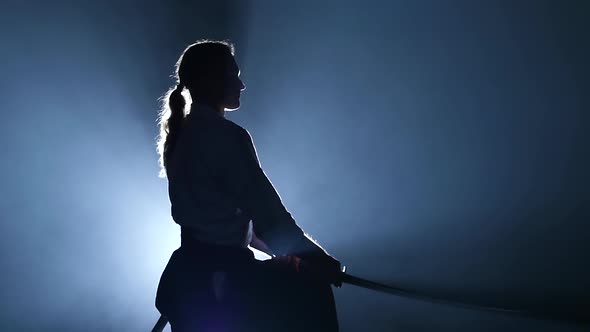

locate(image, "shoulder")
[[188, 115, 253, 149], [215, 118, 253, 146], [221, 118, 249, 136]]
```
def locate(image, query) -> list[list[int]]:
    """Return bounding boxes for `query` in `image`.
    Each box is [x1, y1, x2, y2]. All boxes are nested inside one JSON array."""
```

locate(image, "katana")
[[151, 269, 586, 331], [342, 272, 586, 324], [151, 315, 169, 332]]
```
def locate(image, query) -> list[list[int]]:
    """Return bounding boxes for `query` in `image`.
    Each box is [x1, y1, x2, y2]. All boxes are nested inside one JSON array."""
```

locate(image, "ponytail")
[[156, 84, 187, 178]]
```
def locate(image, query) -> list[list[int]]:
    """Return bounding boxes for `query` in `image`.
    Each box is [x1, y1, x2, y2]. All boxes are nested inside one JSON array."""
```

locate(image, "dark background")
[[1, 1, 588, 331]]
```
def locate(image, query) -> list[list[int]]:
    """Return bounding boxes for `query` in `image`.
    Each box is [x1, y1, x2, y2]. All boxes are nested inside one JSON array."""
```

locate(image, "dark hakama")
[[156, 236, 339, 332]]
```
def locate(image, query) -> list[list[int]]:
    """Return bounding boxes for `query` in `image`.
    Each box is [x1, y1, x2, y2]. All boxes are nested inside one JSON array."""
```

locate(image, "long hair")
[[156, 39, 235, 178]]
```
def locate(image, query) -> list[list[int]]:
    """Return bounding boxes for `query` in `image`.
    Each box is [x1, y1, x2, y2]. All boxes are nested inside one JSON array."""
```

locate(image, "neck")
[[191, 102, 225, 118]]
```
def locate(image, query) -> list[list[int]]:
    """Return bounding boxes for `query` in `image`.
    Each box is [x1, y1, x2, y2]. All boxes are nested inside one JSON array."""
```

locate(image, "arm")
[[219, 127, 328, 257]]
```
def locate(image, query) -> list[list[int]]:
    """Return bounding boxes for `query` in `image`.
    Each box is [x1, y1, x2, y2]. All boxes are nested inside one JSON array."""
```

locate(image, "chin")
[[224, 100, 241, 111]]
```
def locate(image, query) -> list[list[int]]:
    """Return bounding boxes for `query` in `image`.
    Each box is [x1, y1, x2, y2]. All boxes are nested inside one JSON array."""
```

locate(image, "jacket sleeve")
[[218, 126, 326, 256]]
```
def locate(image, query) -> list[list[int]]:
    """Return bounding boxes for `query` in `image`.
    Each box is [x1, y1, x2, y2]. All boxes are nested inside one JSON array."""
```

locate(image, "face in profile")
[[187, 50, 245, 111], [222, 57, 246, 111]]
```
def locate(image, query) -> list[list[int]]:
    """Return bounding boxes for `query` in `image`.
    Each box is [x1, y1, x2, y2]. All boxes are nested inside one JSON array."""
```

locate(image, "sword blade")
[[341, 273, 587, 323], [151, 315, 168, 332]]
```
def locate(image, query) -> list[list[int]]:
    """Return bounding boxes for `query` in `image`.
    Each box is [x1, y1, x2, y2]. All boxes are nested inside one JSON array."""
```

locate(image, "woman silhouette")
[[155, 39, 341, 331]]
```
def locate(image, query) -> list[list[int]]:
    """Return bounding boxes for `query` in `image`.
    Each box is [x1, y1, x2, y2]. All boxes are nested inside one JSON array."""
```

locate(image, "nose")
[[239, 79, 246, 91]]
